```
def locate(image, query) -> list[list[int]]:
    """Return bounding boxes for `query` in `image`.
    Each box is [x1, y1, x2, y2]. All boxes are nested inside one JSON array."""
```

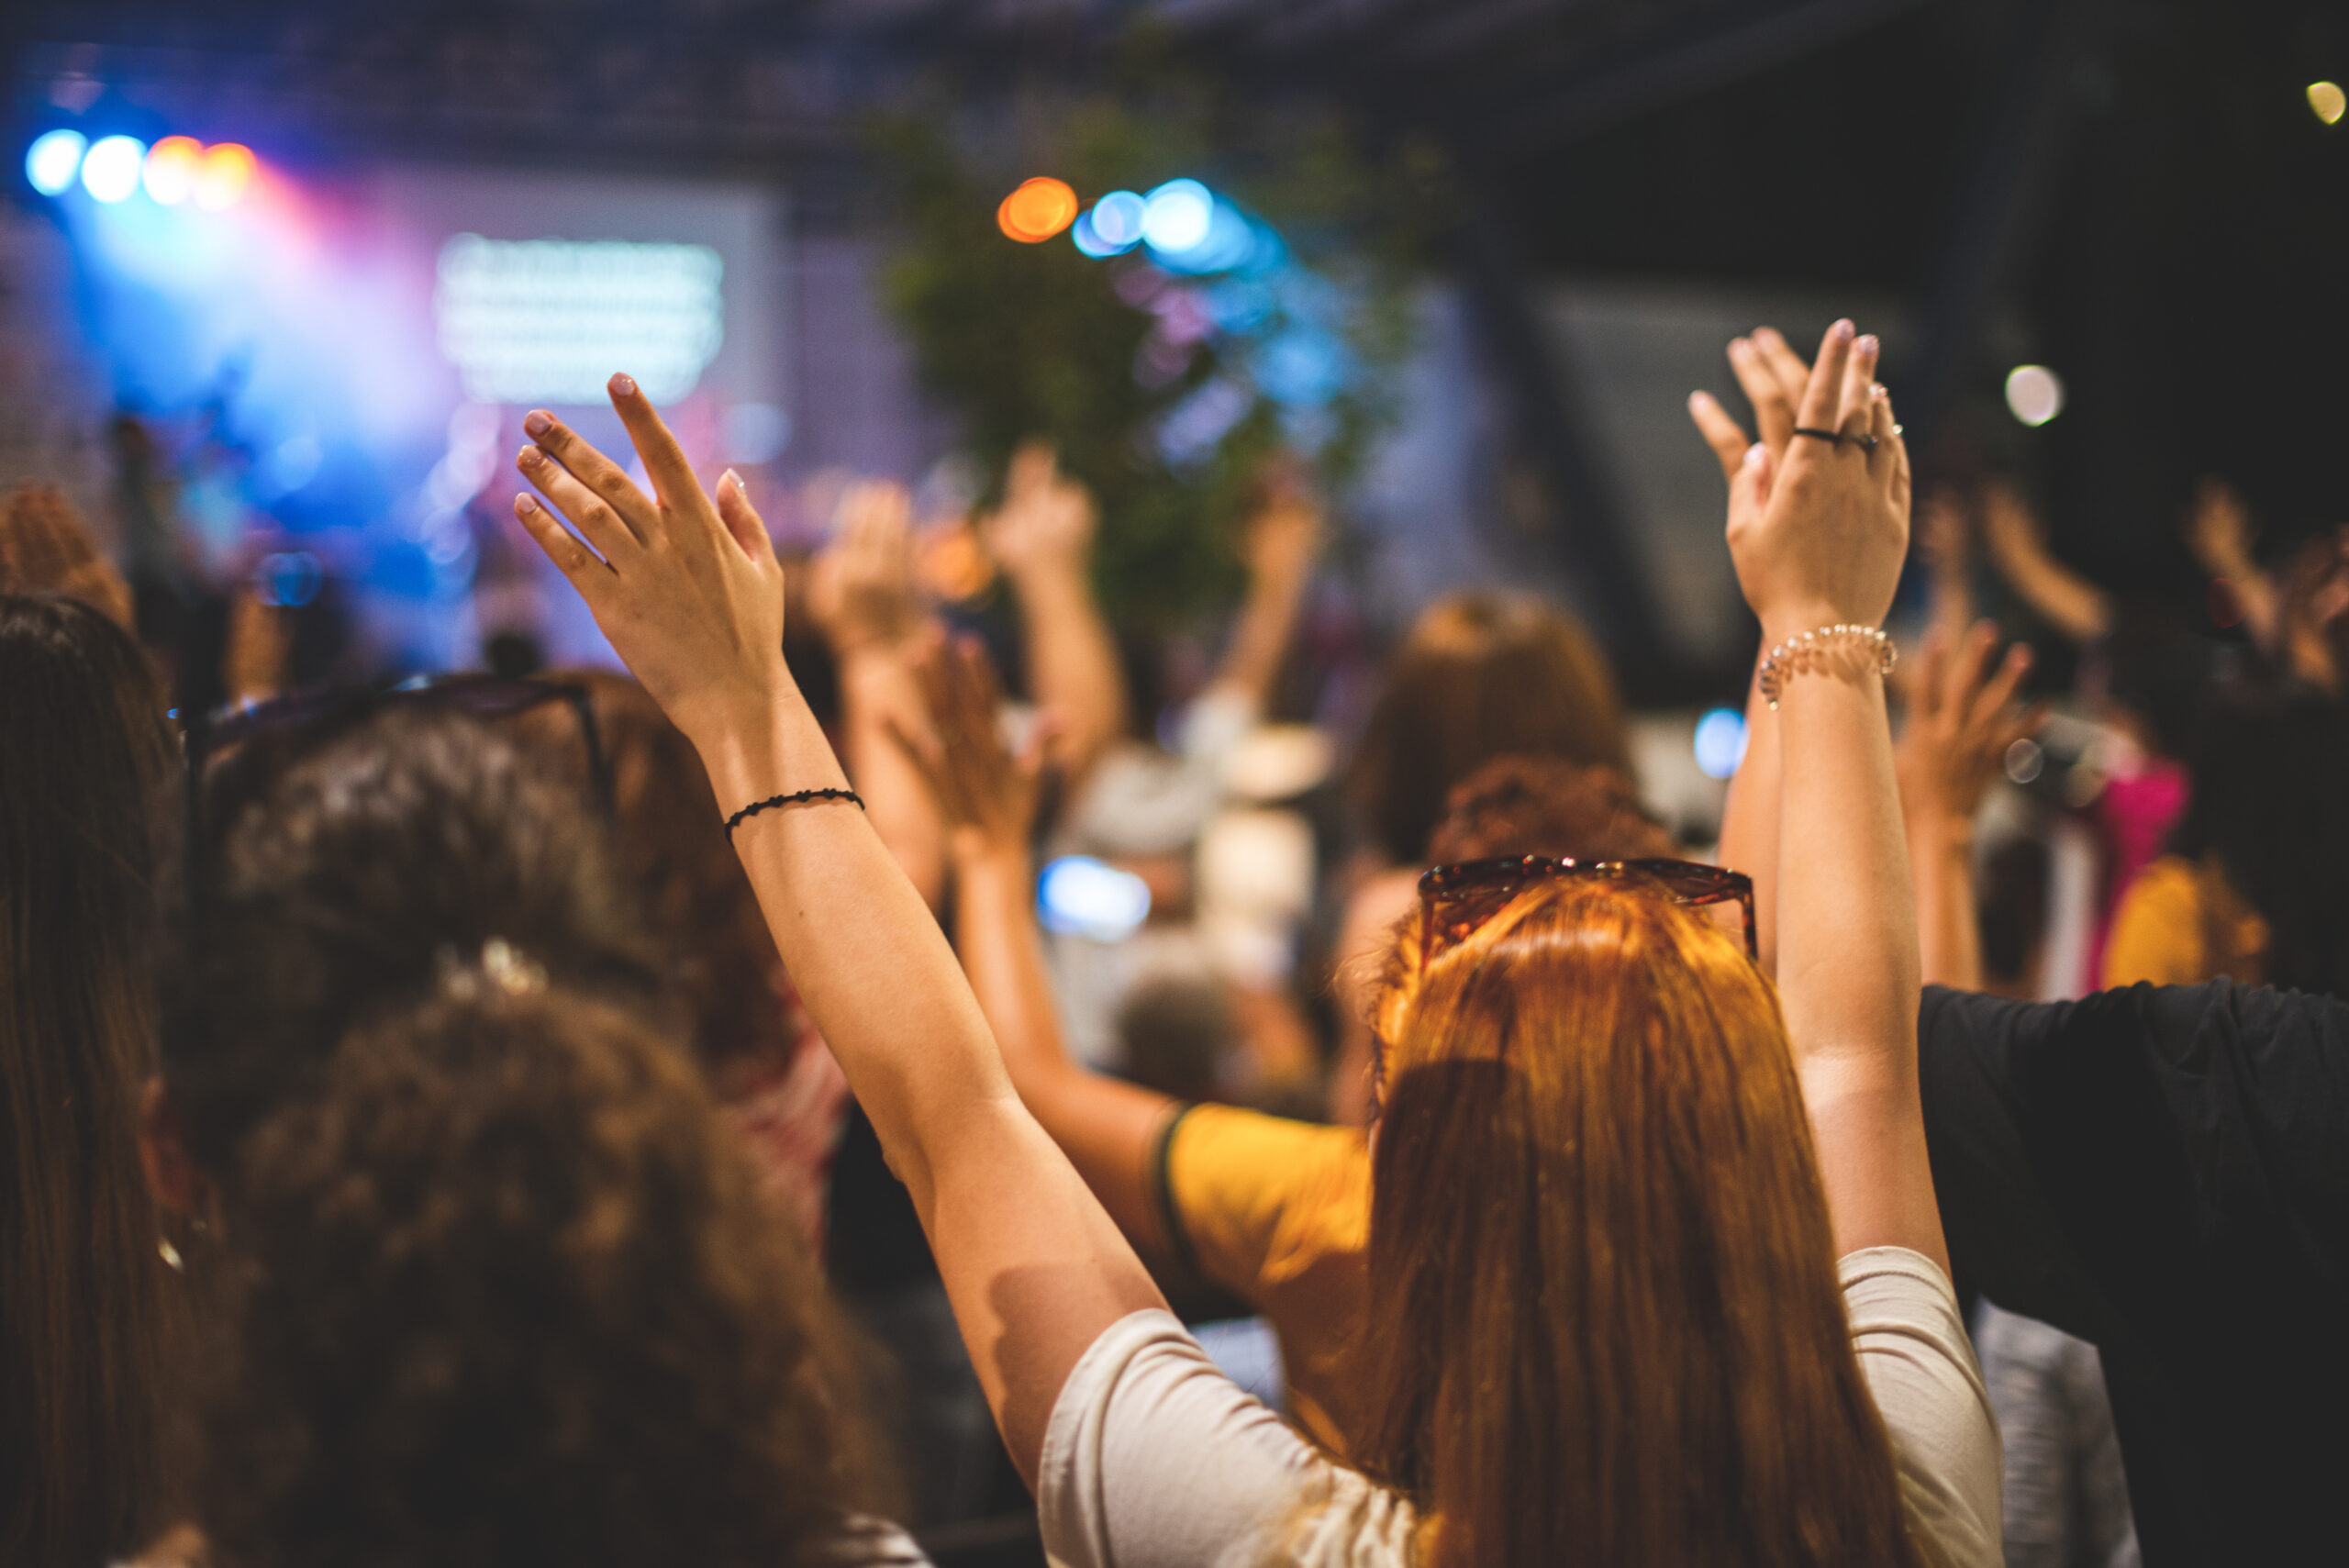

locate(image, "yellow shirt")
[[2102, 854, 2270, 990], [1158, 1103, 1372, 1456]]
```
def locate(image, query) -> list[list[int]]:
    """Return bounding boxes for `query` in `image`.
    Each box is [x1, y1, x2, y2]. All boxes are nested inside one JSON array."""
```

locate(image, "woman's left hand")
[[510, 375, 791, 750]]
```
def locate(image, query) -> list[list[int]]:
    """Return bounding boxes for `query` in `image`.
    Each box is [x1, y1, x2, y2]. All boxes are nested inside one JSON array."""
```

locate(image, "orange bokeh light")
[[997, 177, 1078, 242], [143, 136, 204, 205], [195, 142, 257, 210]]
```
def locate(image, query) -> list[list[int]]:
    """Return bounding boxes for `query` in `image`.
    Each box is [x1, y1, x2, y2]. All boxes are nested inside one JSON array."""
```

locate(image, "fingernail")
[[720, 467, 743, 493], [1856, 334, 1879, 356], [517, 445, 541, 468], [1832, 319, 1855, 341], [609, 373, 637, 396], [1688, 390, 1711, 409], [1743, 442, 1766, 469], [516, 494, 539, 514], [1873, 383, 1888, 399], [523, 411, 551, 437]]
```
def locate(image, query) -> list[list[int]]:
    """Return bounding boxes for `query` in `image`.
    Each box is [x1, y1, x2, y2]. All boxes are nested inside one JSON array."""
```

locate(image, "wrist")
[[952, 831, 1030, 878], [682, 680, 809, 810], [1009, 559, 1094, 609]]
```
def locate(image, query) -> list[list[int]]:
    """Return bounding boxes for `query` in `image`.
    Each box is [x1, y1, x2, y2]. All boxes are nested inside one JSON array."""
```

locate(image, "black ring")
[[1791, 428, 1842, 442], [1850, 432, 1879, 452]]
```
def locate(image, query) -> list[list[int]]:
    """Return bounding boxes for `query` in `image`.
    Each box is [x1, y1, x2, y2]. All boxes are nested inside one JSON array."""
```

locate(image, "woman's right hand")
[[892, 634, 1045, 860], [808, 479, 925, 657], [1724, 320, 1909, 639]]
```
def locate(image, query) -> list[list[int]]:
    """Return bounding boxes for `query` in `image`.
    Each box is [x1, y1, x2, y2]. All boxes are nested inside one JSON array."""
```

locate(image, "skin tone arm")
[[808, 480, 949, 909], [1892, 621, 2043, 990], [985, 442, 1128, 793], [1724, 320, 1950, 1274], [2184, 475, 2281, 657], [1981, 478, 2111, 645], [1213, 462, 1322, 710], [511, 379, 1163, 1485], [889, 635, 1181, 1252]]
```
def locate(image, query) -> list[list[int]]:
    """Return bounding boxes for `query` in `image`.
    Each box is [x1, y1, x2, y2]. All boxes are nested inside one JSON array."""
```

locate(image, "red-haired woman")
[[512, 319, 1995, 1564]]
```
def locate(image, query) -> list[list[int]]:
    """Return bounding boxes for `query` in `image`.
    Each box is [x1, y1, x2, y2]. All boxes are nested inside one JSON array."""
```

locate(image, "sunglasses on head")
[[1413, 855, 1759, 973]]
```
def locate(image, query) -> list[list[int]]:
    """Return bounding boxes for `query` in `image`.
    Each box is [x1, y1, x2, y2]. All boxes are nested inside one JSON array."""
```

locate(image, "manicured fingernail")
[[1743, 442, 1766, 468], [1873, 383, 1888, 400], [609, 373, 637, 396], [1856, 334, 1879, 356], [517, 445, 541, 468], [523, 411, 551, 437], [1832, 319, 1855, 341], [720, 467, 743, 493], [516, 494, 539, 514], [1688, 390, 1711, 409]]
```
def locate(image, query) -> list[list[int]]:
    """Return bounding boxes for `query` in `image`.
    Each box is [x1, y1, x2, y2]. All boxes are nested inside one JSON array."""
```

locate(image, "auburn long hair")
[[1360, 879, 1922, 1567]]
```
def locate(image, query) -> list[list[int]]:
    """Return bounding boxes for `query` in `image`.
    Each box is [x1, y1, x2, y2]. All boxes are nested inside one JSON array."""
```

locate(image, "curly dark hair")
[[1424, 754, 1676, 865], [195, 983, 888, 1568], [171, 705, 669, 1173]]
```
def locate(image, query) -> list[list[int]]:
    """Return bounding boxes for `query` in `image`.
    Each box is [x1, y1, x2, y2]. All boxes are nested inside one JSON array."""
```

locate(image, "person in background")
[[0, 593, 184, 1568], [523, 671, 852, 1247], [2102, 673, 2349, 995], [1326, 589, 1632, 1123], [184, 980, 923, 1568], [510, 322, 1995, 1565]]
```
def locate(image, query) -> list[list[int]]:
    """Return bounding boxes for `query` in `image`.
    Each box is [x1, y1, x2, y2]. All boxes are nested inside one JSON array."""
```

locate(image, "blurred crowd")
[[4, 317, 2344, 1568]]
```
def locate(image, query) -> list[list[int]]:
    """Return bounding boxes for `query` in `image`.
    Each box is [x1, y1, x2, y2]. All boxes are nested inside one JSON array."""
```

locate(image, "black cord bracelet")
[[723, 786, 865, 842]]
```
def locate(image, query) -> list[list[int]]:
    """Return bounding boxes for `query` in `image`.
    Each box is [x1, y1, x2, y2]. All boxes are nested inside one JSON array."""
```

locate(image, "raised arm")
[[1210, 461, 1322, 711], [510, 381, 1162, 1484], [1981, 478, 2110, 646], [808, 480, 949, 909], [1725, 320, 1948, 1274], [1893, 621, 2042, 990], [889, 635, 1181, 1251], [985, 442, 1128, 793]]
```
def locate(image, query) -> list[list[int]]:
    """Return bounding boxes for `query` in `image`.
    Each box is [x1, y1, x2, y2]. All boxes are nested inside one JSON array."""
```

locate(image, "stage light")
[[81, 135, 147, 203], [2005, 364, 2064, 427], [1693, 706, 1750, 780], [1070, 210, 1129, 258], [195, 143, 256, 209], [1036, 855, 1152, 942], [1141, 179, 1213, 254], [25, 128, 86, 196], [143, 135, 203, 205], [997, 176, 1078, 242], [436, 234, 726, 405], [1091, 190, 1145, 247], [2310, 82, 2346, 125]]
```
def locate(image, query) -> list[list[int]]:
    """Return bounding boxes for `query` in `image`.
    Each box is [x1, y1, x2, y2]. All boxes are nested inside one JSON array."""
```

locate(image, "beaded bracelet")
[[1756, 624, 1897, 710], [724, 786, 865, 842]]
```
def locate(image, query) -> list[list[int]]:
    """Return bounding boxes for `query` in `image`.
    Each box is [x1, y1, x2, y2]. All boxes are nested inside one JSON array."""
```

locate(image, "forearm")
[[1909, 810, 1983, 991], [1215, 567, 1308, 709], [953, 844, 1178, 1248], [1989, 546, 2110, 645], [1013, 564, 1128, 782], [1772, 639, 1946, 1271], [838, 647, 948, 908], [1716, 661, 1782, 974]]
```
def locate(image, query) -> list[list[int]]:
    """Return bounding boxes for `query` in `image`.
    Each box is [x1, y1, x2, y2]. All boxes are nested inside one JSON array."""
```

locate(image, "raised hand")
[[1724, 319, 1909, 639], [808, 479, 924, 656], [1896, 620, 2043, 828], [511, 374, 789, 749], [1241, 454, 1323, 588], [983, 440, 1097, 584], [890, 633, 1045, 857]]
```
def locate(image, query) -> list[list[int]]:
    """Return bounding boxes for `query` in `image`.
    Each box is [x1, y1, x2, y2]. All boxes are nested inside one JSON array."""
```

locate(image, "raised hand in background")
[[1896, 620, 2044, 990], [1980, 476, 2110, 645], [2184, 476, 2279, 655]]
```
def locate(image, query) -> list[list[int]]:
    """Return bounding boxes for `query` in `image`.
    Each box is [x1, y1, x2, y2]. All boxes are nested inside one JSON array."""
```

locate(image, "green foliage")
[[871, 85, 1442, 628]]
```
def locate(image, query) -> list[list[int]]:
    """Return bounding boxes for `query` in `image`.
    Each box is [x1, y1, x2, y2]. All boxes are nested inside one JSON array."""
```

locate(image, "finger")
[[522, 411, 655, 544], [1945, 619, 2000, 708], [1726, 439, 1773, 538], [1795, 319, 1854, 438], [881, 713, 954, 813], [1727, 338, 1794, 451], [1968, 642, 2035, 735], [1008, 439, 1055, 501], [604, 373, 701, 521], [518, 446, 639, 564], [1687, 391, 1753, 482], [1748, 328, 1813, 408], [1837, 333, 1880, 440], [513, 493, 607, 590], [715, 470, 777, 567], [1872, 385, 1910, 508]]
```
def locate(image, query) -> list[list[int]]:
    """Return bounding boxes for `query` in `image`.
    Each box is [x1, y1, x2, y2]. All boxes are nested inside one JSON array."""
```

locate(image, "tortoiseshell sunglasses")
[[1413, 855, 1759, 973]]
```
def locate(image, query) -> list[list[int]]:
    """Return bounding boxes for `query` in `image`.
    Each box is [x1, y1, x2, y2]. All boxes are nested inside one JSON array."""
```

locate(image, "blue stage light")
[[1036, 855, 1152, 942], [1694, 707, 1750, 780], [26, 128, 86, 196], [1070, 210, 1130, 258], [1141, 179, 1213, 254], [81, 136, 147, 203], [1090, 190, 1145, 247]]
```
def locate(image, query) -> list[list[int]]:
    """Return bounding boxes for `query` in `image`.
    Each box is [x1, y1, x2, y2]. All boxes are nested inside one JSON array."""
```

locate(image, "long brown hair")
[[0, 594, 181, 1566], [1361, 879, 1921, 1567], [1347, 593, 1631, 866]]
